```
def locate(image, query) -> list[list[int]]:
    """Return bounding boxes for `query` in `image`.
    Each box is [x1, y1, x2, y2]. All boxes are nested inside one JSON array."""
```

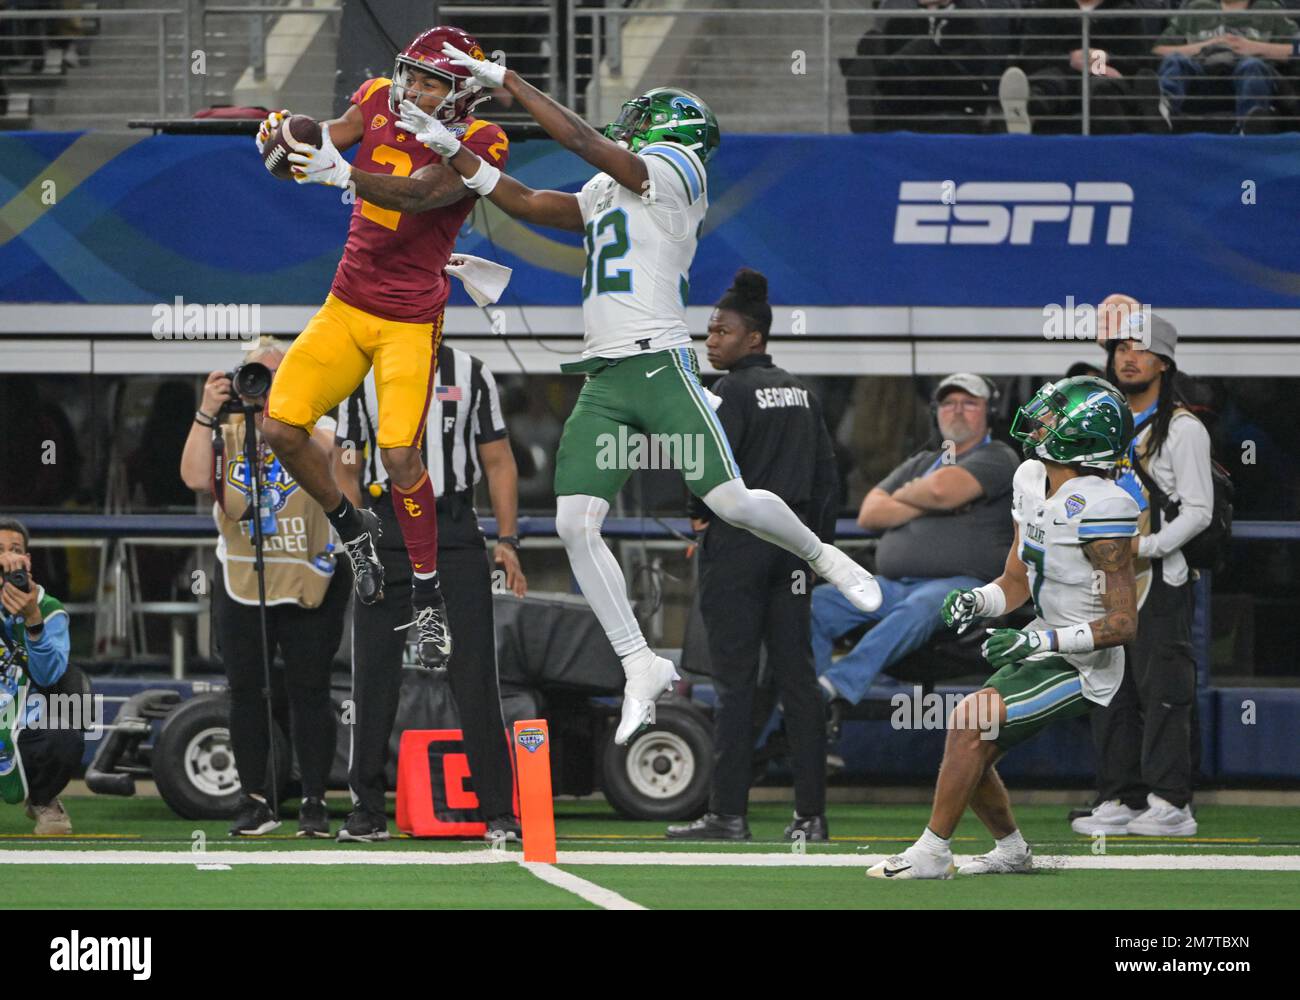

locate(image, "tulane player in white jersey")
[[399, 44, 882, 745], [868, 376, 1140, 881]]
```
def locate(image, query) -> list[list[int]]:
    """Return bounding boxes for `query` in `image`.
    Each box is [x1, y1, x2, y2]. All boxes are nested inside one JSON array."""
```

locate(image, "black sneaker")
[[665, 812, 751, 841], [342, 507, 385, 605], [784, 813, 829, 842], [297, 797, 331, 839], [229, 795, 280, 837], [485, 815, 522, 842], [336, 809, 390, 843], [397, 591, 452, 669]]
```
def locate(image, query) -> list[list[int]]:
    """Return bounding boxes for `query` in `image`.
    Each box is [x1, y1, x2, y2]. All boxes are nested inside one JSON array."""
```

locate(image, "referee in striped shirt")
[[332, 345, 526, 842]]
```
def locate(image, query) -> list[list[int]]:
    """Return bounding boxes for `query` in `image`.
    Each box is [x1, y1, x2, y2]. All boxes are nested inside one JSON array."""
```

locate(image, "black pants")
[[699, 525, 825, 817], [17, 726, 83, 806], [212, 562, 350, 800], [1091, 575, 1196, 809], [1028, 66, 1147, 135], [349, 508, 513, 819], [874, 37, 983, 128]]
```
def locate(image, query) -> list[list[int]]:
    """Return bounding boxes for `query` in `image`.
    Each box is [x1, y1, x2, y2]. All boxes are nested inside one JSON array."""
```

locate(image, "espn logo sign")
[[893, 182, 1133, 246]]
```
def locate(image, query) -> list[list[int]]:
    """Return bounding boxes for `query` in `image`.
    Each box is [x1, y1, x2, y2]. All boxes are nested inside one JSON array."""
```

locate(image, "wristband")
[[195, 410, 218, 429], [462, 159, 501, 196], [497, 534, 520, 551], [1053, 623, 1096, 654], [972, 583, 1007, 619]]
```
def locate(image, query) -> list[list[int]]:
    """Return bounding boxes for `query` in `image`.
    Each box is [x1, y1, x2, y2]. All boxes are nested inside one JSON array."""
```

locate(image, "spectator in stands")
[[860, 0, 1005, 132], [1073, 303, 1213, 839], [0, 516, 81, 835], [812, 374, 1018, 706], [180, 337, 351, 839], [1152, 0, 1299, 133], [999, 0, 1162, 134]]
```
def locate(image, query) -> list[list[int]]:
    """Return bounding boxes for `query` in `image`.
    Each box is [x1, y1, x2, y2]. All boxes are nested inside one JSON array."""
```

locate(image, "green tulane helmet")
[[603, 87, 720, 163], [1010, 375, 1135, 470]]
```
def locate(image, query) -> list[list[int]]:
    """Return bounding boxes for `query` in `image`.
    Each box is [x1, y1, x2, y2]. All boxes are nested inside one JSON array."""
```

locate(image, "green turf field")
[[4, 797, 1298, 909]]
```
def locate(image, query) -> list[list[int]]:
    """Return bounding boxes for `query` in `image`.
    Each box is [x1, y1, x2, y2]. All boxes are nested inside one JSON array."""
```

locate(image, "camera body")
[[3, 567, 30, 593], [219, 361, 274, 415]]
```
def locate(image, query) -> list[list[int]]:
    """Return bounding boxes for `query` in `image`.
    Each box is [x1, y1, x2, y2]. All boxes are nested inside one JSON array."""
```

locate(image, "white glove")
[[286, 123, 351, 189], [254, 108, 288, 156], [395, 99, 461, 158], [440, 41, 505, 88]]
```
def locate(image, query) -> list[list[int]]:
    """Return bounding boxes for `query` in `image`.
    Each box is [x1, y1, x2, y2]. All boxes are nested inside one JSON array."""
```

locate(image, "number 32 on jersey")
[[582, 209, 631, 299]]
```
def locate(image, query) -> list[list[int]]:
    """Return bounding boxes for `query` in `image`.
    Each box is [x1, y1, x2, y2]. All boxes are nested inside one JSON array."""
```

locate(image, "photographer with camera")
[[181, 337, 352, 838], [1, 516, 80, 835]]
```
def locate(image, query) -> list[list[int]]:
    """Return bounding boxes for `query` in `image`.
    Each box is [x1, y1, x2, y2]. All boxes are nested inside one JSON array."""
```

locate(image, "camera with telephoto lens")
[[219, 361, 274, 414], [3, 567, 30, 593]]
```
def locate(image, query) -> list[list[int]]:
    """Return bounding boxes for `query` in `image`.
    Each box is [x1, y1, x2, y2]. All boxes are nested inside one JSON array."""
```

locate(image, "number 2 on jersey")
[[359, 144, 412, 231], [582, 209, 632, 299]]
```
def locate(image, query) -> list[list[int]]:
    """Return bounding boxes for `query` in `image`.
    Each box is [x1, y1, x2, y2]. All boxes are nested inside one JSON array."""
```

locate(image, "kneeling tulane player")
[[868, 376, 1139, 880]]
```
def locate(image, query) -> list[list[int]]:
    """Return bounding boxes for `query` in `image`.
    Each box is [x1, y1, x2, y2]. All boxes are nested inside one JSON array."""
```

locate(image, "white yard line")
[[521, 862, 645, 910], [2, 850, 1299, 871]]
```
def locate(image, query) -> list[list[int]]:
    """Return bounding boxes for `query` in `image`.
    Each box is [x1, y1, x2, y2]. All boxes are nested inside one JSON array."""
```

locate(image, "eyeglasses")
[[937, 399, 985, 412]]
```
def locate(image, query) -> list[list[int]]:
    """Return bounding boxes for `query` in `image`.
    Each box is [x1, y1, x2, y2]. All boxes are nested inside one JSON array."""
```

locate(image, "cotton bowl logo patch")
[[516, 727, 546, 753], [1064, 493, 1087, 518]]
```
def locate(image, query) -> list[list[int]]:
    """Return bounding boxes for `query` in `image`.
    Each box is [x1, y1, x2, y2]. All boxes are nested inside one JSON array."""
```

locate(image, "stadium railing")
[[18, 512, 1300, 680]]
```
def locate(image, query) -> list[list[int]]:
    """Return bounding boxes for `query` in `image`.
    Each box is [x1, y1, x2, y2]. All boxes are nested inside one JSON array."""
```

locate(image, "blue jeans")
[[1157, 52, 1277, 122], [811, 575, 983, 705]]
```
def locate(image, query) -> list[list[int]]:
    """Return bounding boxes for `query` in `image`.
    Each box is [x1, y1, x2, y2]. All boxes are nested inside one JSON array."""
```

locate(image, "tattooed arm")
[[1082, 536, 1138, 648]]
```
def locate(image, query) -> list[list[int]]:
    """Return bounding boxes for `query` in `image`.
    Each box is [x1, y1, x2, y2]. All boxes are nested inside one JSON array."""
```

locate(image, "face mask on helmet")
[[390, 60, 484, 123], [603, 97, 653, 148]]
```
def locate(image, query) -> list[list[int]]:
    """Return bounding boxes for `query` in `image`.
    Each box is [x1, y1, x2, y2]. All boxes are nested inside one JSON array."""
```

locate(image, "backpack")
[[1133, 409, 1234, 573]]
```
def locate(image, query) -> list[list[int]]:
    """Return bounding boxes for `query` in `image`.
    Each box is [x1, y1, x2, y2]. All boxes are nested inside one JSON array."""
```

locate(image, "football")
[[262, 114, 322, 180]]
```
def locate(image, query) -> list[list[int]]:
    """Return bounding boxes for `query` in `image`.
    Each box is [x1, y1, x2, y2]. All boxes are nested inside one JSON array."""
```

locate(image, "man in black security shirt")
[[666, 268, 840, 842]]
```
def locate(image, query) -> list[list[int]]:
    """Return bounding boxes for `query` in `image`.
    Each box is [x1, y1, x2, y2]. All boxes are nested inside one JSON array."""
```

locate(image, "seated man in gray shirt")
[[813, 374, 1019, 704]]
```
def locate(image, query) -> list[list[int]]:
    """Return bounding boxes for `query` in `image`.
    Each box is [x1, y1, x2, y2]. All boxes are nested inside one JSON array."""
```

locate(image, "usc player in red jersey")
[[254, 26, 508, 668]]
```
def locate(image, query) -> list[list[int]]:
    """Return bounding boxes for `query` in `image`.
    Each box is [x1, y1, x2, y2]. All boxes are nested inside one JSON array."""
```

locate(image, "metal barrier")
[[569, 3, 1300, 135]]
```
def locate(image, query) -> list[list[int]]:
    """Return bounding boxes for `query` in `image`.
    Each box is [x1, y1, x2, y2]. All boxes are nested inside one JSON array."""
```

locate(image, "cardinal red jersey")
[[329, 78, 510, 324]]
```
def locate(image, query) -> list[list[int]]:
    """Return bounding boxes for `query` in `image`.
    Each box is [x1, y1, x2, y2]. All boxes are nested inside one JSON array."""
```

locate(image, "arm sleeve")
[[472, 362, 509, 445], [1138, 417, 1215, 559], [24, 608, 70, 688]]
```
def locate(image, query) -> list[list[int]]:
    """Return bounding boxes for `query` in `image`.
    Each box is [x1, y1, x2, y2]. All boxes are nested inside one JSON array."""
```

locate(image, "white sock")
[[918, 827, 950, 854], [555, 494, 647, 658], [701, 479, 821, 561], [996, 829, 1028, 855]]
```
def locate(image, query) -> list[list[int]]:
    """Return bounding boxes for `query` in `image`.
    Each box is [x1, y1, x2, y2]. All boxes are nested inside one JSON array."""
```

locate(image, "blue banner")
[[2, 131, 1297, 308]]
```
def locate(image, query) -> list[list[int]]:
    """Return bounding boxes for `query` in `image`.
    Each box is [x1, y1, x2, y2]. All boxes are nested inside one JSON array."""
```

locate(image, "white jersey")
[[1011, 460, 1140, 706], [574, 141, 709, 359]]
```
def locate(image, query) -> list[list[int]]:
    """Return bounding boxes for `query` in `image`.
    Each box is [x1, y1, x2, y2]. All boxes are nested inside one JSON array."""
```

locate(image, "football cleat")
[[615, 655, 679, 745], [867, 847, 955, 880], [810, 544, 882, 613], [396, 592, 452, 670], [342, 507, 385, 605], [958, 847, 1034, 875]]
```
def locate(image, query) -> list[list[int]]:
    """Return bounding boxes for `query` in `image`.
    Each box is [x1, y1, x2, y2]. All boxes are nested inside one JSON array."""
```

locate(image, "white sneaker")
[[1126, 793, 1197, 837], [999, 66, 1032, 134], [811, 544, 882, 613], [958, 847, 1034, 875], [866, 844, 955, 880], [615, 655, 679, 745], [1071, 799, 1142, 836]]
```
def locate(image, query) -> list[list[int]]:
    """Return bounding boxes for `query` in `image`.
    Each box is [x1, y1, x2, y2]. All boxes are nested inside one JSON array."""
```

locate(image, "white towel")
[[445, 254, 513, 307]]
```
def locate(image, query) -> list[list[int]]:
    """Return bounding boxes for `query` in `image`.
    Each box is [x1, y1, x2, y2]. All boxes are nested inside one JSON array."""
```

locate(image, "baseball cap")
[[934, 373, 995, 403]]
